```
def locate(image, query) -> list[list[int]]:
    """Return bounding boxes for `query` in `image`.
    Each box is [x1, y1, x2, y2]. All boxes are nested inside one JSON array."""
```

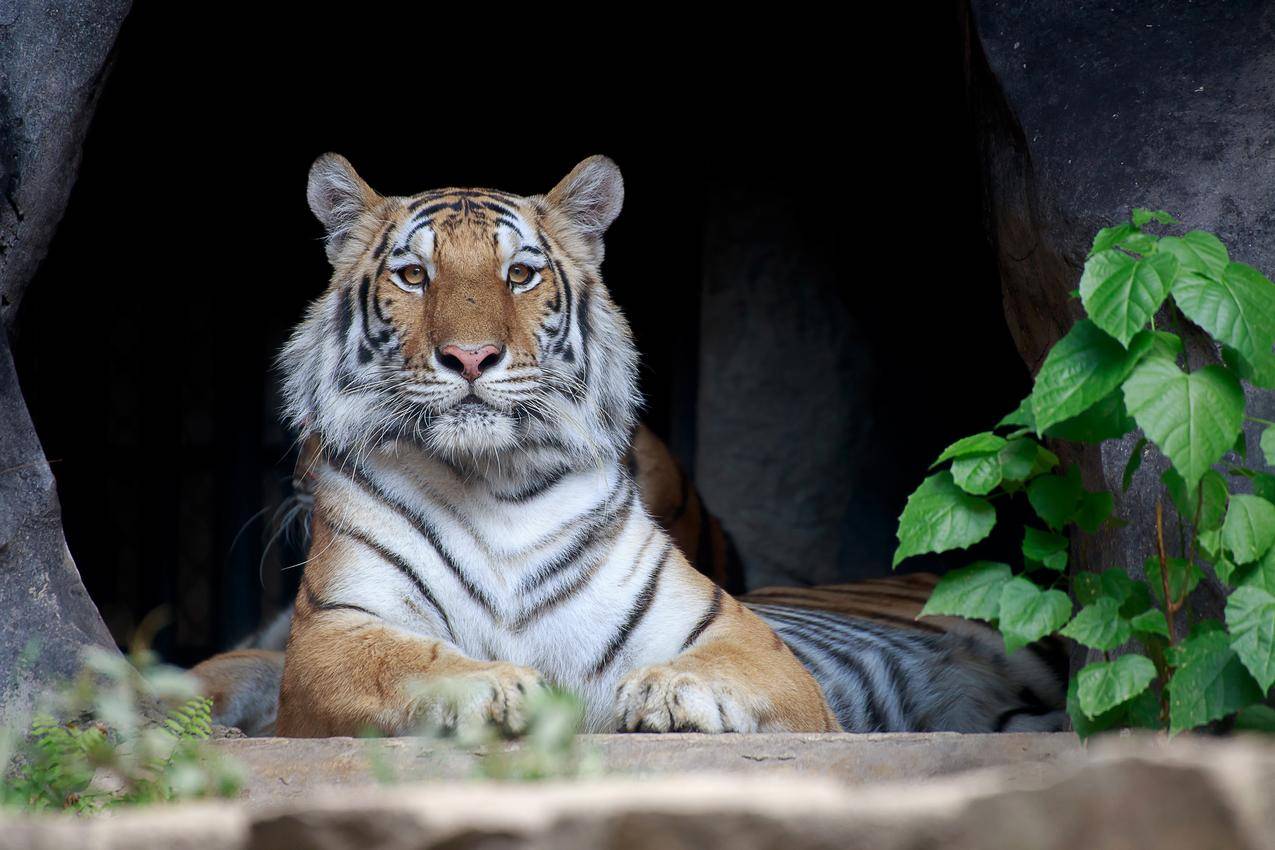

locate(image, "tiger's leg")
[[276, 603, 544, 738], [613, 567, 841, 733]]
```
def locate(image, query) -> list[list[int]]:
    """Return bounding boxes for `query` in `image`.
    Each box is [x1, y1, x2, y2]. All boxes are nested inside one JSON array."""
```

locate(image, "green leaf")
[[1234, 429, 1248, 461], [1075, 491, 1115, 534], [1145, 556, 1203, 607], [997, 576, 1072, 654], [1118, 231, 1159, 254], [1090, 222, 1139, 256], [998, 439, 1040, 483], [1253, 474, 1275, 504], [1130, 608, 1170, 639], [1061, 597, 1132, 650], [1150, 330, 1185, 360], [893, 472, 997, 567], [919, 561, 1012, 621], [997, 397, 1034, 430], [1075, 569, 1148, 616], [1067, 677, 1120, 739], [1158, 231, 1229, 279], [1262, 427, 1275, 467], [1132, 208, 1177, 227], [1171, 262, 1275, 376], [1043, 391, 1137, 443], [1122, 356, 1245, 489], [932, 432, 1006, 467], [951, 453, 1002, 495], [1221, 494, 1275, 564], [1214, 553, 1238, 585], [1225, 585, 1275, 692], [1080, 249, 1176, 346], [1162, 468, 1228, 531], [1023, 526, 1068, 572], [1234, 704, 1275, 733], [1223, 343, 1275, 390], [1123, 437, 1149, 492], [1234, 545, 1275, 594], [1077, 654, 1157, 719], [1027, 465, 1084, 531], [1030, 321, 1153, 433], [1168, 630, 1263, 734]]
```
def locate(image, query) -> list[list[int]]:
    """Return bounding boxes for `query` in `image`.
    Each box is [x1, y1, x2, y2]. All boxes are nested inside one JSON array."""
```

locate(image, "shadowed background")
[[12, 7, 1029, 664]]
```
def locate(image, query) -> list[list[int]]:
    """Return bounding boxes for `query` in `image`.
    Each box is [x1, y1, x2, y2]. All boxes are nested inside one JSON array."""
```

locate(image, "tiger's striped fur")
[[744, 577, 1068, 732], [269, 154, 835, 736], [193, 155, 1067, 737]]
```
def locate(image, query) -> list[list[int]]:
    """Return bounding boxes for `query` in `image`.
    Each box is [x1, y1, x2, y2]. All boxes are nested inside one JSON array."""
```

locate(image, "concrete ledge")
[[3, 737, 1275, 849], [218, 732, 1080, 803]]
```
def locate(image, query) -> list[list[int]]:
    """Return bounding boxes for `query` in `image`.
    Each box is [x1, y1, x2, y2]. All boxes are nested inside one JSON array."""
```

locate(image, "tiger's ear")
[[307, 153, 381, 262], [545, 156, 624, 247]]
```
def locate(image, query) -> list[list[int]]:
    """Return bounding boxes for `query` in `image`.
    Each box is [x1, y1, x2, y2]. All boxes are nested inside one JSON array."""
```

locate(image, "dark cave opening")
[[13, 6, 1032, 665]]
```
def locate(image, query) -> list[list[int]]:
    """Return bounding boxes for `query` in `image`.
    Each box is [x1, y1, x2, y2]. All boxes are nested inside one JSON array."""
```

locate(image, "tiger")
[[265, 153, 838, 736], [192, 154, 1067, 737]]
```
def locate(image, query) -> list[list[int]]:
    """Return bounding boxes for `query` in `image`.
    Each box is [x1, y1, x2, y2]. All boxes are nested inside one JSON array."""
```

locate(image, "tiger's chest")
[[318, 455, 691, 728]]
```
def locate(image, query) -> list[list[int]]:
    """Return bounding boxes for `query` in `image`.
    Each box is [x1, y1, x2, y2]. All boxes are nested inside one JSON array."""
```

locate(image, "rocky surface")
[[216, 732, 1078, 804], [0, 1, 131, 725], [963, 0, 1275, 644], [1, 735, 1273, 849]]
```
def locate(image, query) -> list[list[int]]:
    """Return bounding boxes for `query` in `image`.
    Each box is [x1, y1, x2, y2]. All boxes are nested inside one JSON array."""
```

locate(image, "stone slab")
[[217, 732, 1080, 805], [3, 736, 1275, 849]]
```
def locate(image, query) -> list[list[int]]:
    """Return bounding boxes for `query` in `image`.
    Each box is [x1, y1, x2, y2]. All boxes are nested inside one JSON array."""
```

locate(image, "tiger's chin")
[[422, 400, 521, 459]]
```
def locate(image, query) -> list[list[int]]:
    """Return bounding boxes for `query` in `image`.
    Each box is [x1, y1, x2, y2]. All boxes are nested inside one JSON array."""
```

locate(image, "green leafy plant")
[[894, 209, 1275, 736], [1, 647, 244, 812]]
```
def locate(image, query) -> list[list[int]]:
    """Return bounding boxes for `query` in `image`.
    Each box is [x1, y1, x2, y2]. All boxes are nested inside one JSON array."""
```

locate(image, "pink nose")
[[437, 344, 504, 381]]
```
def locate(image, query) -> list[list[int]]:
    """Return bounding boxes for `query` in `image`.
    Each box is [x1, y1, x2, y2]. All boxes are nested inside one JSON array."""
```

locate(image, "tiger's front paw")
[[408, 662, 546, 735], [614, 664, 760, 733]]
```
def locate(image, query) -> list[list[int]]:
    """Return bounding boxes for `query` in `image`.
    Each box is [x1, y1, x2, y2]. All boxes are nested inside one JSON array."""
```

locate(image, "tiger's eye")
[[507, 263, 533, 287], [398, 264, 427, 287]]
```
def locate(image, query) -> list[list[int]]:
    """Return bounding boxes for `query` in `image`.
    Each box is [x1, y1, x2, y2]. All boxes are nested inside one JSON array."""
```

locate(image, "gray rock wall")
[[964, 0, 1275, 648], [0, 0, 131, 725]]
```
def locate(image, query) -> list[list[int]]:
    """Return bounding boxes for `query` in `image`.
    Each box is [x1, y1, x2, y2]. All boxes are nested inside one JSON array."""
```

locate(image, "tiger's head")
[[280, 155, 639, 471]]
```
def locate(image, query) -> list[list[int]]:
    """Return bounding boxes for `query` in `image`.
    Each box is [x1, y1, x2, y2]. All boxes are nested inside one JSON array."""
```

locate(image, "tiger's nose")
[[436, 344, 505, 381]]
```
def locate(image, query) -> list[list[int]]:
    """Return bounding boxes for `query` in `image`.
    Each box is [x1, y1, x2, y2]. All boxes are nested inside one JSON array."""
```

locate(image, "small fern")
[[2, 652, 242, 812]]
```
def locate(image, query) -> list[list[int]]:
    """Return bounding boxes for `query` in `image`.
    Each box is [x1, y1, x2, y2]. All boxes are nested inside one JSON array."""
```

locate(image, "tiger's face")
[[281, 155, 638, 468]]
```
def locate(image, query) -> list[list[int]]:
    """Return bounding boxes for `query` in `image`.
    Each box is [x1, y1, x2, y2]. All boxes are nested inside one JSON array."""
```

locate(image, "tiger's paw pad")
[[409, 663, 546, 735], [614, 665, 759, 733]]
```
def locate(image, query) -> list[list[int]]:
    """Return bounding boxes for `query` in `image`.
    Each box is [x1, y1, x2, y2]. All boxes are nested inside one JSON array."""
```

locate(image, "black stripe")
[[335, 286, 353, 341], [592, 546, 669, 677], [517, 479, 633, 595], [511, 551, 606, 631], [333, 459, 497, 618], [777, 612, 916, 730], [320, 512, 457, 643], [301, 576, 378, 620], [491, 465, 572, 502], [372, 225, 394, 260], [761, 610, 893, 731], [681, 585, 724, 650]]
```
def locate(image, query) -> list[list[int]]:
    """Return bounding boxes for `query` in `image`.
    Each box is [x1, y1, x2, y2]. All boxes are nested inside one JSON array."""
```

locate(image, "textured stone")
[[2, 736, 1275, 849], [216, 732, 1079, 804], [963, 0, 1275, 650], [0, 0, 132, 328], [0, 1, 131, 725]]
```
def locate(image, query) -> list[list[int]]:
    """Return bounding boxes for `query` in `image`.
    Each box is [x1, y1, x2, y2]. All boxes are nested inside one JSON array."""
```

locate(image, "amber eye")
[[395, 264, 428, 291], [507, 263, 534, 288]]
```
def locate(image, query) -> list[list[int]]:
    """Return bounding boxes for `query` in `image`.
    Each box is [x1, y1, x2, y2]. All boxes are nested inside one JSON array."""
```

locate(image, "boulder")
[[963, 0, 1275, 642], [0, 1, 132, 725]]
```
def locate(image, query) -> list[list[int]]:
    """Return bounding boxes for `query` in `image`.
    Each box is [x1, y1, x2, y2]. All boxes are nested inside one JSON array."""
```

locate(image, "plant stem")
[[1155, 498, 1177, 644], [1246, 415, 1275, 427]]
